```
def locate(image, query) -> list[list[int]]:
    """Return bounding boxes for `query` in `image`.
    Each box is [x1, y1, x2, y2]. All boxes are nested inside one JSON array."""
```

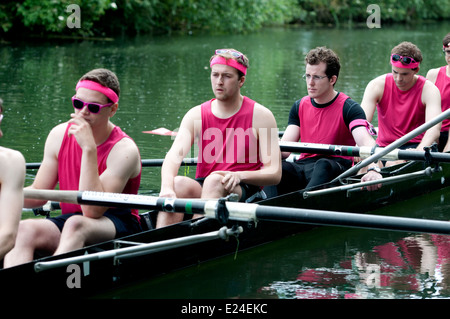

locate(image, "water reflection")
[[265, 233, 450, 299]]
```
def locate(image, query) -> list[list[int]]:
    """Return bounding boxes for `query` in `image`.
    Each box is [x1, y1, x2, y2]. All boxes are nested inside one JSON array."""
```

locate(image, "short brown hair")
[[79, 68, 120, 102], [305, 47, 340, 80], [391, 42, 423, 65]]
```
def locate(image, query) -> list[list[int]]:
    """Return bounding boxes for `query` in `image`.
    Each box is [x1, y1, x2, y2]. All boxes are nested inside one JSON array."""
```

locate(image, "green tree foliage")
[[0, 0, 449, 38]]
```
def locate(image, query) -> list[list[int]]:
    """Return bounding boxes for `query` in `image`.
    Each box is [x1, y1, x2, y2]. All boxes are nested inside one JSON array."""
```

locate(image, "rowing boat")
[[1, 156, 450, 298]]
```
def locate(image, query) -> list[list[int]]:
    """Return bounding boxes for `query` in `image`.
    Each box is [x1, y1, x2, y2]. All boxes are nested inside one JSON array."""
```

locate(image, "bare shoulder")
[[46, 122, 68, 143], [0, 147, 25, 164], [425, 67, 440, 83], [183, 104, 202, 121], [0, 147, 25, 180], [253, 102, 275, 119], [367, 74, 387, 89]]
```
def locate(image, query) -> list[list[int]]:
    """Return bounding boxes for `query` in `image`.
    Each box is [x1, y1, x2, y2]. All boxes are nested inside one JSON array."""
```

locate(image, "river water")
[[1, 22, 449, 300]]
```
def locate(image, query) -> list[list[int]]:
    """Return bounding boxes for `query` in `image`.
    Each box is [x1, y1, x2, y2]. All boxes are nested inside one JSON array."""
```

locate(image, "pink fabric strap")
[[349, 119, 377, 136], [391, 60, 420, 69], [210, 56, 247, 75], [76, 80, 119, 103]]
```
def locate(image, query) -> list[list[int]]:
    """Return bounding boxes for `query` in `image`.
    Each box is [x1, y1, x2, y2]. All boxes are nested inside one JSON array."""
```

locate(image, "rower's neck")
[[212, 95, 244, 118]]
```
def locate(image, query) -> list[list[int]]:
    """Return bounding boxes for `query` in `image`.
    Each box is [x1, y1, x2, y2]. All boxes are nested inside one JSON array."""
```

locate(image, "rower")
[[277, 47, 382, 195], [361, 41, 442, 166], [426, 33, 450, 152], [156, 48, 281, 228], [4, 69, 143, 268], [0, 98, 26, 261]]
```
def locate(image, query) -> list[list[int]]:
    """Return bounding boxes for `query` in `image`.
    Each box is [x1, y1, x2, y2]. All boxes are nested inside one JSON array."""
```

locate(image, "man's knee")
[[173, 176, 202, 198], [61, 215, 86, 235]]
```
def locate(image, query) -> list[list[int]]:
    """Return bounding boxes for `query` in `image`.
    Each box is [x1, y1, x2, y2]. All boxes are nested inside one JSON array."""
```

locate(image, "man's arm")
[[24, 124, 64, 208], [160, 106, 200, 198], [80, 136, 141, 219], [416, 80, 442, 151], [425, 68, 439, 84], [361, 75, 386, 122], [0, 149, 25, 259], [280, 124, 300, 159]]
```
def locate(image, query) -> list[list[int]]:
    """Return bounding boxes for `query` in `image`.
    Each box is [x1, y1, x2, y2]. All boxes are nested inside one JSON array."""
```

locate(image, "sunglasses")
[[215, 49, 244, 60], [391, 54, 418, 65], [72, 96, 114, 114]]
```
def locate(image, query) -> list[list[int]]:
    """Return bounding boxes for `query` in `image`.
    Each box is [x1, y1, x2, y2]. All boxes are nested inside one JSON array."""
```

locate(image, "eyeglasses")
[[391, 54, 418, 65], [72, 96, 114, 114], [215, 49, 244, 60], [303, 74, 328, 81]]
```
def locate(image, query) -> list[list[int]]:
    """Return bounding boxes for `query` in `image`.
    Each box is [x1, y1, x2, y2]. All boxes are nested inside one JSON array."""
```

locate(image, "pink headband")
[[76, 80, 119, 103], [210, 56, 247, 75], [391, 60, 420, 69], [391, 61, 420, 69], [390, 54, 420, 69]]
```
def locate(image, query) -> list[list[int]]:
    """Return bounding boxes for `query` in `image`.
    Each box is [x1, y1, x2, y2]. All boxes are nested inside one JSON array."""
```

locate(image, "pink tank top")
[[376, 74, 426, 147], [196, 97, 263, 178], [435, 66, 450, 132], [298, 93, 355, 161], [58, 124, 141, 218]]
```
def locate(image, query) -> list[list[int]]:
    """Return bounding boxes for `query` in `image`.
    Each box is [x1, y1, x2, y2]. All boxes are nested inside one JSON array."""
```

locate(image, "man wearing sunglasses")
[[4, 69, 142, 267], [156, 49, 281, 227], [426, 33, 450, 152], [361, 41, 442, 166], [0, 98, 26, 261]]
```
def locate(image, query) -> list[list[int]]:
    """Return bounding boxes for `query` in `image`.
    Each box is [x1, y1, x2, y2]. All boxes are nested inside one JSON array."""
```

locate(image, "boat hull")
[[1, 161, 449, 297]]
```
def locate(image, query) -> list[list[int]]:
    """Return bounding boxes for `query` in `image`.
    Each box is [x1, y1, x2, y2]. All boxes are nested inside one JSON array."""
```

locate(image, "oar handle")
[[23, 189, 79, 204]]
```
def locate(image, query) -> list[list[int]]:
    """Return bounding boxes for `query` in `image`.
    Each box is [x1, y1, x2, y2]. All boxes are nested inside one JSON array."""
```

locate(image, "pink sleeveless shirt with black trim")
[[298, 93, 356, 161], [435, 66, 450, 132], [58, 124, 141, 218], [376, 74, 426, 147], [196, 97, 263, 178]]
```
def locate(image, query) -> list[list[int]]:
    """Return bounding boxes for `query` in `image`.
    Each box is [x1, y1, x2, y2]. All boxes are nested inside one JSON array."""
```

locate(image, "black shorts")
[[47, 208, 142, 238], [195, 177, 261, 202]]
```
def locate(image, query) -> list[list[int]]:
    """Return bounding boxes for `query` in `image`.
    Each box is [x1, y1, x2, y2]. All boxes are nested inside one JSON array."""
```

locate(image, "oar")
[[279, 141, 450, 163], [332, 108, 450, 182], [23, 189, 450, 235], [143, 128, 285, 137], [26, 157, 198, 169]]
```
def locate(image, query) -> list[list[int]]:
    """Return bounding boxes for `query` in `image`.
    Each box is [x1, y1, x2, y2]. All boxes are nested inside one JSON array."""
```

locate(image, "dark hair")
[[305, 47, 340, 80], [443, 33, 450, 48], [79, 68, 120, 102]]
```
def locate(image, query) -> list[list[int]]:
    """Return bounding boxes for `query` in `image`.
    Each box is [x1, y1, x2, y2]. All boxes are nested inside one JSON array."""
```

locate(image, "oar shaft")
[[333, 108, 450, 182], [23, 189, 450, 235], [280, 142, 450, 163], [27, 158, 198, 169], [253, 205, 450, 235]]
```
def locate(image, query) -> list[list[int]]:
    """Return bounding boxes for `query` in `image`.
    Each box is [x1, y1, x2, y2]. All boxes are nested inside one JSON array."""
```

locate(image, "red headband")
[[76, 80, 119, 103], [210, 56, 247, 75]]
